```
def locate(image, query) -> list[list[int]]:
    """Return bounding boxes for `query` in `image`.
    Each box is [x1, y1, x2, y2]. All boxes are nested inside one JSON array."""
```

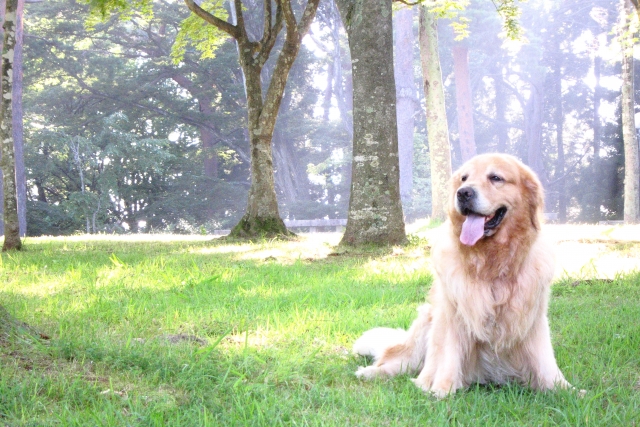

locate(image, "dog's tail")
[[352, 327, 409, 361], [353, 304, 432, 379], [352, 304, 432, 361]]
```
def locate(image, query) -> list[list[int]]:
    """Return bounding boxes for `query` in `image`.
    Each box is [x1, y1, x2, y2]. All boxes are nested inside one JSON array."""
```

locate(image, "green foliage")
[[81, 0, 153, 27], [26, 201, 80, 237], [426, 0, 471, 40], [171, 1, 230, 64], [491, 0, 525, 40], [426, 0, 524, 41]]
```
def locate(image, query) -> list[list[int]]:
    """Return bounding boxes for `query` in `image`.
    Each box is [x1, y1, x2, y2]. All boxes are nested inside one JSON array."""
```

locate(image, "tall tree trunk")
[[336, 0, 407, 246], [13, 0, 23, 236], [0, 0, 6, 237], [0, 0, 21, 251], [394, 7, 416, 206], [621, 0, 639, 223], [230, 63, 287, 236], [494, 73, 508, 153], [272, 127, 308, 210], [327, 0, 353, 140], [590, 54, 602, 222], [452, 44, 476, 162], [524, 75, 546, 184], [182, 0, 321, 238], [198, 100, 218, 179], [419, 7, 451, 222], [553, 57, 566, 222]]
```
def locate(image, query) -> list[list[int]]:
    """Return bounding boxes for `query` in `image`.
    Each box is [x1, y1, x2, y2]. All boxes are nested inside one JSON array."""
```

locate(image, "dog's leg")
[[525, 319, 572, 391], [413, 319, 465, 398]]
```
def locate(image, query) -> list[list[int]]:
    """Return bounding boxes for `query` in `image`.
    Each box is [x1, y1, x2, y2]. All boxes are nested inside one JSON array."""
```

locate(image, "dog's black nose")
[[457, 187, 475, 203]]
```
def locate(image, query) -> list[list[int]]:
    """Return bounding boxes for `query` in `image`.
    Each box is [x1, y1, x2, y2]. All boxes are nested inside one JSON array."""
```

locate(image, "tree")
[[183, 0, 321, 238], [88, 0, 321, 239], [336, 0, 407, 246], [452, 43, 477, 162], [394, 7, 417, 207], [419, 6, 451, 222], [0, 0, 21, 251], [621, 0, 639, 223], [13, 0, 24, 236]]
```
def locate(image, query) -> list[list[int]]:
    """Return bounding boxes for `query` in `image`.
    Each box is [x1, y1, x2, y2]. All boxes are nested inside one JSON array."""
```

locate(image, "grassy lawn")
[[0, 230, 639, 426]]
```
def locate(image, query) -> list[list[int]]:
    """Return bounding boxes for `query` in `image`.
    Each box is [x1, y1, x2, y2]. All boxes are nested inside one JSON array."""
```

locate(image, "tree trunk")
[[272, 127, 308, 210], [394, 7, 416, 206], [621, 0, 639, 223], [185, 0, 321, 239], [419, 7, 451, 222], [590, 54, 602, 222], [524, 75, 546, 184], [494, 74, 508, 153], [452, 44, 476, 162], [327, 1, 353, 140], [336, 0, 407, 246], [13, 0, 23, 236], [228, 63, 291, 238], [0, 0, 21, 251], [553, 57, 566, 222], [0, 0, 6, 237], [198, 100, 218, 179]]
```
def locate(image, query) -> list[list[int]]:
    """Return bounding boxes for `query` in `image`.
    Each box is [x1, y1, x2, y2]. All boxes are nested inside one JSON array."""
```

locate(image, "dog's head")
[[449, 153, 544, 246]]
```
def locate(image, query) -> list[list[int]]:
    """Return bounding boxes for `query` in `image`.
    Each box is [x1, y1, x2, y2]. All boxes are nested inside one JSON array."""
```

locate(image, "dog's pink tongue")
[[460, 214, 485, 246]]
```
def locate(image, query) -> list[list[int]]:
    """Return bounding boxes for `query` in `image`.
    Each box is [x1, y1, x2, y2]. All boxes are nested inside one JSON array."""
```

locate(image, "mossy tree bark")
[[0, 0, 21, 251], [336, 0, 407, 246], [419, 7, 451, 222], [183, 0, 320, 238]]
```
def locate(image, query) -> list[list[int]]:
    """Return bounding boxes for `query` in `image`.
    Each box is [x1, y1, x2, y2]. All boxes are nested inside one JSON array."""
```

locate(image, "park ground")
[[0, 223, 639, 426]]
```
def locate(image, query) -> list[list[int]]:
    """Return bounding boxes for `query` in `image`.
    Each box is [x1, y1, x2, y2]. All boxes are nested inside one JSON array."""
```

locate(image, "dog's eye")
[[489, 175, 503, 182], [461, 175, 468, 182]]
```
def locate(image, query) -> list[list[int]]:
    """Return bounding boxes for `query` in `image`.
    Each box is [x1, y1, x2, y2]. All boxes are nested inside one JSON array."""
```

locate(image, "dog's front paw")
[[428, 386, 455, 399], [412, 377, 456, 398], [410, 377, 431, 392], [355, 366, 381, 380]]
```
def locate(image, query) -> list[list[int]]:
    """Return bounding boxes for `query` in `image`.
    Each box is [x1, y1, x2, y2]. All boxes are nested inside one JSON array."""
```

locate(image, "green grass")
[[0, 235, 639, 426]]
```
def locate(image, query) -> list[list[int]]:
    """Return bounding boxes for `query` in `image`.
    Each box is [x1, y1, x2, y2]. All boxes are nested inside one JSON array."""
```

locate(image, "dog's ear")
[[522, 168, 544, 231]]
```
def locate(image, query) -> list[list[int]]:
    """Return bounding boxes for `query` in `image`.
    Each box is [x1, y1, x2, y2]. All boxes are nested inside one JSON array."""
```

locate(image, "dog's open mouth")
[[460, 207, 507, 246]]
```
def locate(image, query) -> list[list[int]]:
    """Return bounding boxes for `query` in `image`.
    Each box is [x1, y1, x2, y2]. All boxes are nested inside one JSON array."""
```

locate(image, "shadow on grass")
[[1, 238, 639, 425]]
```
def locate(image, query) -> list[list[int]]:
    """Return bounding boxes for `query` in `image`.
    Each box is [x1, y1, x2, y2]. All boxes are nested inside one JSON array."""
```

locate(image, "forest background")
[[0, 0, 628, 237]]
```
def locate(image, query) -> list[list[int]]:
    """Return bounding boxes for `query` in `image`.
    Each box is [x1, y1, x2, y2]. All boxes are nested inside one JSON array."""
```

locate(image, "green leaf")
[[171, 1, 230, 64]]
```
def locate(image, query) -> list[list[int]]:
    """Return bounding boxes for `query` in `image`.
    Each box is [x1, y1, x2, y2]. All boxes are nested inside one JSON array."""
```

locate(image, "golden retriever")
[[353, 153, 573, 397]]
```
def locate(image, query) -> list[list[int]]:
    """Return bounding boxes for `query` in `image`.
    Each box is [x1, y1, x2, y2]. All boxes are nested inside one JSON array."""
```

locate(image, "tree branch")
[[297, 0, 321, 38], [280, 0, 299, 42], [183, 0, 241, 39], [257, 3, 283, 68]]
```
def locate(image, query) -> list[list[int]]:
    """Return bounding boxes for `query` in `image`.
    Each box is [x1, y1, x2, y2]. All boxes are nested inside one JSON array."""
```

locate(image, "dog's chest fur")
[[447, 249, 542, 350]]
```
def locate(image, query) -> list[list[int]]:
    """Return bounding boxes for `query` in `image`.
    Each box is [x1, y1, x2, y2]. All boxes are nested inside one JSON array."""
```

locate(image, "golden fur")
[[354, 153, 573, 397]]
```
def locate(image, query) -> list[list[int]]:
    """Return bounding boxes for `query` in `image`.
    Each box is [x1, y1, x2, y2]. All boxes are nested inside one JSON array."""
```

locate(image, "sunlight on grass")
[[192, 234, 341, 263], [1, 230, 640, 425]]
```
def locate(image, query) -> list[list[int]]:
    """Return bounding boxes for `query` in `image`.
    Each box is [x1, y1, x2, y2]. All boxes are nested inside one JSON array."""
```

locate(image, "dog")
[[354, 153, 574, 398]]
